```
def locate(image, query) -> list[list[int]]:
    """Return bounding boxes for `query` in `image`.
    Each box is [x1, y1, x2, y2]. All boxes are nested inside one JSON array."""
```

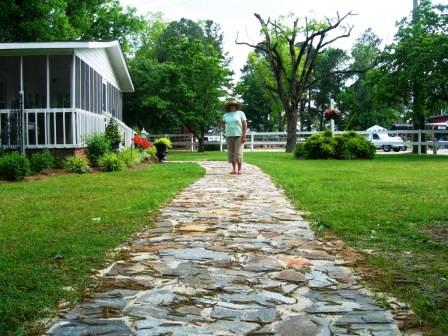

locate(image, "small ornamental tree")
[[105, 118, 122, 147]]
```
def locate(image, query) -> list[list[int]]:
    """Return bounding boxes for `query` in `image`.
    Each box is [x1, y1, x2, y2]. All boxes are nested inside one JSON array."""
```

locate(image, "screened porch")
[[0, 54, 134, 150]]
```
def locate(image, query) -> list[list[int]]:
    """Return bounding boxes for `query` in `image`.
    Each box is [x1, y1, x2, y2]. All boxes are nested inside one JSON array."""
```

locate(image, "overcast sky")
[[120, 0, 447, 79]]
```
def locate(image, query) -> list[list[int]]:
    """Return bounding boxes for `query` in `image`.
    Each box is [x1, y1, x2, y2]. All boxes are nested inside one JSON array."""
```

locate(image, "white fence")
[[148, 130, 448, 155]]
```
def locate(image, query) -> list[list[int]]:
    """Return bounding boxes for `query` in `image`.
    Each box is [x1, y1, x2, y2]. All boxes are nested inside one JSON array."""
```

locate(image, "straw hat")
[[224, 100, 241, 111]]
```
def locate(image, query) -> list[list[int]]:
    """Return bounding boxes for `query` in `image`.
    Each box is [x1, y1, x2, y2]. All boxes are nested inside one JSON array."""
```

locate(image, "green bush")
[[304, 130, 336, 159], [85, 134, 110, 167], [119, 148, 142, 168], [0, 152, 31, 181], [65, 156, 89, 174], [294, 143, 306, 158], [334, 131, 376, 160], [105, 118, 122, 146], [30, 149, 54, 173], [98, 152, 123, 172], [297, 130, 375, 160]]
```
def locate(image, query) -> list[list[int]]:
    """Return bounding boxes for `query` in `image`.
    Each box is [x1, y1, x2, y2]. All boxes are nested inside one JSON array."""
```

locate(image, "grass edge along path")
[[0, 163, 204, 335], [170, 151, 448, 335]]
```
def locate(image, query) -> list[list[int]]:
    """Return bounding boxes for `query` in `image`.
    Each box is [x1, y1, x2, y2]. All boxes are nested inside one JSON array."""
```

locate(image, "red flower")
[[132, 136, 151, 149], [324, 108, 340, 120]]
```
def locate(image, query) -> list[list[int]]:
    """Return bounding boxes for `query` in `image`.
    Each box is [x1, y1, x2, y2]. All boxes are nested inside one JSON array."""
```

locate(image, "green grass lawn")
[[170, 151, 448, 334], [0, 163, 204, 335]]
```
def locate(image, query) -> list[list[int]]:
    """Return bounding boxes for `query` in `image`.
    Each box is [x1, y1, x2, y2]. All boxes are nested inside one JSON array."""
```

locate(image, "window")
[[50, 55, 72, 108], [0, 56, 20, 109], [89, 67, 94, 112], [23, 56, 47, 108], [81, 61, 87, 110], [102, 83, 106, 112], [373, 134, 380, 140], [75, 57, 81, 108]]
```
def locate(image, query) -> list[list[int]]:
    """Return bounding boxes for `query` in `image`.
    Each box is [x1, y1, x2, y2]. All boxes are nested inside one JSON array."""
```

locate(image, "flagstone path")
[[46, 161, 402, 336]]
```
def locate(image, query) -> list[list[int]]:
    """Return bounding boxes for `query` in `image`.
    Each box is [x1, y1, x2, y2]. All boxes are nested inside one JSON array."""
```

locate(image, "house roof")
[[0, 41, 134, 92]]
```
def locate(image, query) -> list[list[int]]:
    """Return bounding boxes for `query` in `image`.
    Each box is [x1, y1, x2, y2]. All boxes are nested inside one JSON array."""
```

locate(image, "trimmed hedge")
[[295, 130, 375, 160]]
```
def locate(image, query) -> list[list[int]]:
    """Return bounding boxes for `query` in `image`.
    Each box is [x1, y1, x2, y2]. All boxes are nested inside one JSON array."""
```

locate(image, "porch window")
[[0, 56, 20, 109], [23, 56, 47, 108], [50, 55, 71, 108]]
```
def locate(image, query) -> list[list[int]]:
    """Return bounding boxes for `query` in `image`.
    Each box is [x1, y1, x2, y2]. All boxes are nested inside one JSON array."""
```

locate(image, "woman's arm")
[[241, 120, 247, 143]]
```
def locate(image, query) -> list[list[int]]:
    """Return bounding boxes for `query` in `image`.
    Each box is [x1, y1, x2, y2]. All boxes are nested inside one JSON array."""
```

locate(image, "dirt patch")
[[422, 221, 448, 244]]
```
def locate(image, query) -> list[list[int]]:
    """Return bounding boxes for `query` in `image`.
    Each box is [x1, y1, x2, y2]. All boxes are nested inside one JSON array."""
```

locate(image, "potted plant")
[[105, 118, 122, 151], [154, 137, 172, 162]]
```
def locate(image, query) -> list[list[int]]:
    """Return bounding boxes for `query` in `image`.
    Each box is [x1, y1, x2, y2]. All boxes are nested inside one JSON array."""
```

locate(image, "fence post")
[[418, 131, 422, 155], [433, 131, 437, 155], [220, 131, 223, 152], [250, 132, 254, 152], [191, 134, 194, 152]]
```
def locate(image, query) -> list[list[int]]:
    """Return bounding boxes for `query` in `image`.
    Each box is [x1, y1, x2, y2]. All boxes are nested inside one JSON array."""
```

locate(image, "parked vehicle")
[[367, 132, 407, 152]]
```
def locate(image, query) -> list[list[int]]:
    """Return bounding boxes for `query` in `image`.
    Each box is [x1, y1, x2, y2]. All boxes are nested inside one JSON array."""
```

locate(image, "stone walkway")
[[46, 162, 401, 336]]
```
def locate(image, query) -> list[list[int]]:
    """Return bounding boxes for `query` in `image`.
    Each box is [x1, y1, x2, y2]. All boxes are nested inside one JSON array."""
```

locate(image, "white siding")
[[75, 48, 120, 89]]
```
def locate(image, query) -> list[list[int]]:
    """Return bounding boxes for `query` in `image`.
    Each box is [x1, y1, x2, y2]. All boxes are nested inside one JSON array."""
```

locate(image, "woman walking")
[[222, 100, 247, 174]]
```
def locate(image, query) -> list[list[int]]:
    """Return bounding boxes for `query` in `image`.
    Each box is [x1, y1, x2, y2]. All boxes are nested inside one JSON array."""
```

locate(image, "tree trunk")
[[285, 107, 298, 152], [198, 130, 205, 152]]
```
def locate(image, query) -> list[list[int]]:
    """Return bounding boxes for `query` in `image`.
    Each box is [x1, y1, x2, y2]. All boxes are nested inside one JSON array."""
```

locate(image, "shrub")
[[334, 132, 376, 160], [119, 148, 142, 168], [297, 130, 376, 160], [30, 149, 54, 173], [98, 152, 123, 172], [303, 130, 336, 159], [132, 135, 151, 149], [85, 134, 110, 167], [0, 152, 30, 181], [105, 118, 122, 146], [294, 143, 306, 158], [65, 156, 89, 174]]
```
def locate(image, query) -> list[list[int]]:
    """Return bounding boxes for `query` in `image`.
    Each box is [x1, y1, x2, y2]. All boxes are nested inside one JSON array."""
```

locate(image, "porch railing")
[[0, 109, 134, 149]]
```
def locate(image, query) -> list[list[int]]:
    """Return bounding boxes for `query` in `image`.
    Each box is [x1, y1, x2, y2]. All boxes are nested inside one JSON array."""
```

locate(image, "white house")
[[0, 41, 135, 155]]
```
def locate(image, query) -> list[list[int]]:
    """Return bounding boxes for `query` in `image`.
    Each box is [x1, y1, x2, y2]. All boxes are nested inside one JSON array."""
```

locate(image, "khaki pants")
[[226, 136, 244, 163]]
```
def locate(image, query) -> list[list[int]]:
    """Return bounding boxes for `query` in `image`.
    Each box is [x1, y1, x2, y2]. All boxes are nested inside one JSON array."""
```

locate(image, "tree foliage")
[[0, 0, 145, 54], [236, 59, 283, 132], [124, 18, 231, 151]]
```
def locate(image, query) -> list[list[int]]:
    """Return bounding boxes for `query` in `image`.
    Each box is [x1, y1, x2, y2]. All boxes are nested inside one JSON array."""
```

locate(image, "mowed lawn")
[[171, 151, 448, 334], [0, 163, 204, 334]]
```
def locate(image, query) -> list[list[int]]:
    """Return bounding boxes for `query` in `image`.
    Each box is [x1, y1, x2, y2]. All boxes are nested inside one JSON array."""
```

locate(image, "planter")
[[155, 143, 167, 163]]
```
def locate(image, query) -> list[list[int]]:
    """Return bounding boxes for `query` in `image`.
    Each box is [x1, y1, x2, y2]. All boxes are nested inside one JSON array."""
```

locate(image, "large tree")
[[237, 12, 355, 152], [380, 0, 448, 152], [307, 47, 348, 130], [125, 18, 231, 151], [0, 0, 144, 54]]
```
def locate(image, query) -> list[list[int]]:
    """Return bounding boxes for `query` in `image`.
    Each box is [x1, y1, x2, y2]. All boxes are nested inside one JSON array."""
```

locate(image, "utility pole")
[[413, 0, 418, 19]]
